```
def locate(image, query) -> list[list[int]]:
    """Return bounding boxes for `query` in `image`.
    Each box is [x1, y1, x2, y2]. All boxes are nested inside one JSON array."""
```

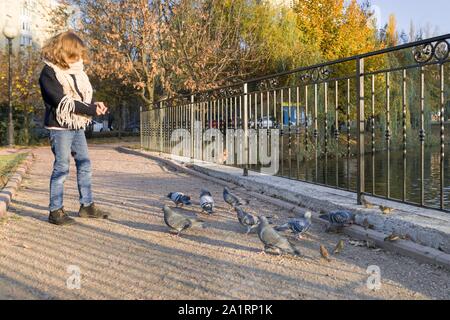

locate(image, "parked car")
[[91, 120, 110, 132], [258, 116, 279, 129]]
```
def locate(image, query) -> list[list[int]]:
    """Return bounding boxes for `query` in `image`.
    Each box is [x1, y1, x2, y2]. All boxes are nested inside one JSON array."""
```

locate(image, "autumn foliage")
[[59, 0, 384, 108], [0, 0, 430, 144]]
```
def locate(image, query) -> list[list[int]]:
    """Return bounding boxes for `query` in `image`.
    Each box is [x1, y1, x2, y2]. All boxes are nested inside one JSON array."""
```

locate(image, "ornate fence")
[[141, 34, 450, 212]]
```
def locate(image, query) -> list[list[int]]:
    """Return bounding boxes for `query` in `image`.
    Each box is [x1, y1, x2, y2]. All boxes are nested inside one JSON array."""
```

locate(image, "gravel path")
[[0, 144, 449, 300]]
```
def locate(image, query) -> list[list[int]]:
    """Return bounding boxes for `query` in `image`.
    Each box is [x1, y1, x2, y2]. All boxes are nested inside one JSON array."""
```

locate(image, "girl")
[[39, 30, 108, 225]]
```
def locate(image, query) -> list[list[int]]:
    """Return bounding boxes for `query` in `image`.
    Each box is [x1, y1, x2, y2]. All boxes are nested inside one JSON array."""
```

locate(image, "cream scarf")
[[44, 60, 94, 130]]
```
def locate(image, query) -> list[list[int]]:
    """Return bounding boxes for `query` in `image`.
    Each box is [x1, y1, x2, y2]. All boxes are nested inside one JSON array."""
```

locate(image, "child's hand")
[[95, 102, 108, 115]]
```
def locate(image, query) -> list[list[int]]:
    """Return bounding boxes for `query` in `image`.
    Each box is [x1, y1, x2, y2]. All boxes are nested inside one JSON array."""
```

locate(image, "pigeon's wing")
[[290, 219, 311, 234], [225, 188, 242, 206], [180, 195, 191, 205], [275, 237, 298, 254], [235, 207, 246, 224], [165, 210, 190, 230], [259, 226, 282, 247], [274, 223, 291, 232], [331, 211, 349, 224], [200, 195, 214, 206], [171, 192, 182, 203]]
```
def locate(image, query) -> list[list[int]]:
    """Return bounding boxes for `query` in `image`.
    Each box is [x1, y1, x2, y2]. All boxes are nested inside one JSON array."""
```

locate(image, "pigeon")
[[162, 205, 204, 236], [319, 210, 355, 228], [379, 205, 394, 214], [361, 195, 376, 209], [167, 192, 192, 207], [223, 187, 247, 209], [256, 216, 301, 256], [274, 211, 312, 239], [333, 240, 345, 254], [235, 206, 259, 234], [199, 189, 214, 214], [320, 245, 331, 262]]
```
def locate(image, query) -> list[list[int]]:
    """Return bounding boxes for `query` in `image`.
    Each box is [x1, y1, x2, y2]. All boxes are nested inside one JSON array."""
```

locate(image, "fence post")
[[140, 106, 143, 149], [159, 101, 163, 154], [191, 95, 195, 162], [243, 83, 249, 176], [356, 58, 365, 205]]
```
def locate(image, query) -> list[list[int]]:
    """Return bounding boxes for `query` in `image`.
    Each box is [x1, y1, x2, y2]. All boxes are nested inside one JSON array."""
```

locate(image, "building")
[[0, 0, 60, 51]]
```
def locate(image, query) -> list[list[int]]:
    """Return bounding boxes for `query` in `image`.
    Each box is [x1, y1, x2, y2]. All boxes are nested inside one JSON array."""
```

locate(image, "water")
[[270, 141, 450, 211]]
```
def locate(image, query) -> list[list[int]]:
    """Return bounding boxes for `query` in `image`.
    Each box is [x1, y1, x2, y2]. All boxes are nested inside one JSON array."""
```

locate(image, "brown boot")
[[49, 208, 76, 226], [78, 203, 109, 219]]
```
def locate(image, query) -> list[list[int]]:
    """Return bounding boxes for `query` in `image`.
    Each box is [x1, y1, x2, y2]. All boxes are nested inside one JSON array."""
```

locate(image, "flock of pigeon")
[[162, 186, 359, 260]]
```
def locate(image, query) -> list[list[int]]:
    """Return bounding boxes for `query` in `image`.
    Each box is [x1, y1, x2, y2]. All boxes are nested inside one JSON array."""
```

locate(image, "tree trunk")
[[118, 103, 123, 139], [23, 111, 30, 145]]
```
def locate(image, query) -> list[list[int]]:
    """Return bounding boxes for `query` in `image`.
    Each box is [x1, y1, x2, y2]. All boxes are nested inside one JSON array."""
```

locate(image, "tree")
[[294, 0, 380, 61], [242, 2, 319, 74], [0, 48, 42, 145], [66, 0, 165, 109], [158, 0, 265, 95], [384, 14, 399, 47]]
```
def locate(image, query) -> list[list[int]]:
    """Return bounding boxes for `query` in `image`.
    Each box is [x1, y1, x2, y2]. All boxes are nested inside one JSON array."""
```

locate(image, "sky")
[[359, 0, 450, 37]]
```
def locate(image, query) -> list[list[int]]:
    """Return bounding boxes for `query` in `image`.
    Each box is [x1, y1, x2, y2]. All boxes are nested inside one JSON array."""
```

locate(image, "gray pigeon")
[[274, 211, 312, 239], [223, 187, 247, 209], [167, 192, 192, 207], [235, 206, 259, 234], [257, 216, 301, 256], [162, 205, 204, 236], [199, 189, 214, 214], [319, 210, 355, 231]]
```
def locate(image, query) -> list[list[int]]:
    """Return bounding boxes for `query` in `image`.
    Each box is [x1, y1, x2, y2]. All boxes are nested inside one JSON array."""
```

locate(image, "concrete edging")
[[117, 147, 450, 271], [0, 152, 35, 218]]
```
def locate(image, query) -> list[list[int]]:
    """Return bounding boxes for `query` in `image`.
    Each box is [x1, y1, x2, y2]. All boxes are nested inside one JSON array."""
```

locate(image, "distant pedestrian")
[[39, 30, 108, 225]]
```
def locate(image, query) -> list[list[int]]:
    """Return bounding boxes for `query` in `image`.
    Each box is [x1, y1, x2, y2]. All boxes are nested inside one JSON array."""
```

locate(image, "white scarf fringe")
[[44, 60, 94, 130], [56, 96, 93, 130]]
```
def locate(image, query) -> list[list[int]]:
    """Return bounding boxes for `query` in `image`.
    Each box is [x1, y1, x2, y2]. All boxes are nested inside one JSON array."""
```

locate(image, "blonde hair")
[[42, 31, 89, 69]]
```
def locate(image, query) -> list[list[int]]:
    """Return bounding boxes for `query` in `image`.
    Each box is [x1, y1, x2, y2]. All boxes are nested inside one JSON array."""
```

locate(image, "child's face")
[[67, 56, 81, 64]]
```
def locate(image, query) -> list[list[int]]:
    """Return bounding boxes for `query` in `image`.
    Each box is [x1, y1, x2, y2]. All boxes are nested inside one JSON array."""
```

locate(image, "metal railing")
[[141, 34, 450, 212]]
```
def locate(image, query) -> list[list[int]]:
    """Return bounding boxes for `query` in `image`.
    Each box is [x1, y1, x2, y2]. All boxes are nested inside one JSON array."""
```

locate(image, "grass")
[[0, 152, 28, 188]]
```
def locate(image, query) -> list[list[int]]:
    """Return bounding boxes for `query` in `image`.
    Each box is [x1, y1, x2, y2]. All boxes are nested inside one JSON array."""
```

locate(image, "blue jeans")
[[49, 130, 93, 212]]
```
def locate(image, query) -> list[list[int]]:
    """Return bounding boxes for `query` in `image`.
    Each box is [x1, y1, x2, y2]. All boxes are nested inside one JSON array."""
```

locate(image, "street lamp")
[[2, 15, 18, 147]]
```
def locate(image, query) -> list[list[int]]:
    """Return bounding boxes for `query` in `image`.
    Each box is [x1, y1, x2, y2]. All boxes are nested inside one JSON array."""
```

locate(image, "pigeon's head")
[[167, 192, 173, 198], [223, 187, 230, 194], [258, 216, 270, 225], [304, 211, 312, 220], [200, 189, 212, 197]]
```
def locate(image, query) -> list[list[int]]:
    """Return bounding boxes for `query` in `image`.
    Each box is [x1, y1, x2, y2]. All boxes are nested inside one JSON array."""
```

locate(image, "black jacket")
[[39, 65, 97, 129]]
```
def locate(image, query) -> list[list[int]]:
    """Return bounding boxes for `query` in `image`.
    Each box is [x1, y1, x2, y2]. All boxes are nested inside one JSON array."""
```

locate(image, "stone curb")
[[0, 152, 35, 218], [117, 147, 450, 271]]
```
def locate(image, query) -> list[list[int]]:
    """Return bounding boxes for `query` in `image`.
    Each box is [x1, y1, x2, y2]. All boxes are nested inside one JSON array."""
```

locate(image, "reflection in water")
[[252, 136, 450, 211]]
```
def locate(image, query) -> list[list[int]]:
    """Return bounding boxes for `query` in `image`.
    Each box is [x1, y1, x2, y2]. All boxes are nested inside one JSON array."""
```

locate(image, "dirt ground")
[[0, 144, 449, 300]]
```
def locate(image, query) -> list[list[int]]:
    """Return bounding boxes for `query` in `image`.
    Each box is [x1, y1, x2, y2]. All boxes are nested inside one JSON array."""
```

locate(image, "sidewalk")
[[0, 144, 448, 299]]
